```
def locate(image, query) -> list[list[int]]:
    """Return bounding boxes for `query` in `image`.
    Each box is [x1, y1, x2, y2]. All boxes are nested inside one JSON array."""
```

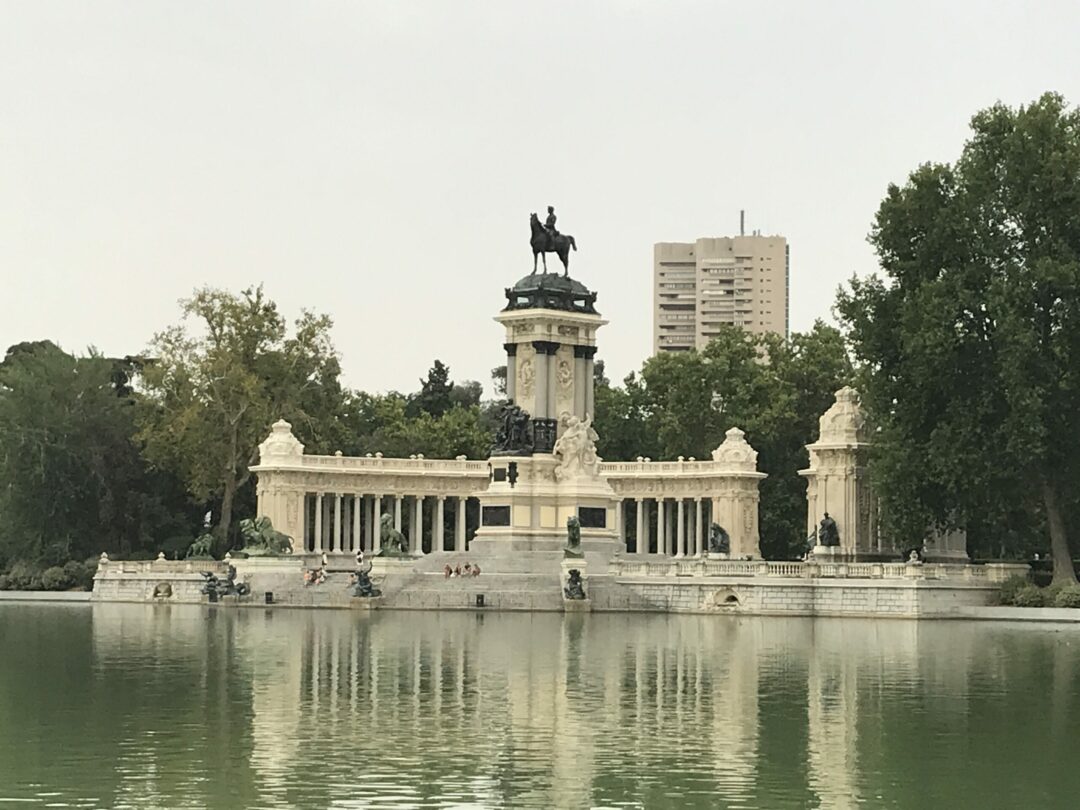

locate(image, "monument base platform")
[[563, 598, 592, 612], [350, 596, 384, 611]]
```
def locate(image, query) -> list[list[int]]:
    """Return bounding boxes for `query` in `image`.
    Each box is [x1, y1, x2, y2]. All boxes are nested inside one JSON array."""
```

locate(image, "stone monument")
[[709, 427, 765, 558], [471, 210, 621, 559], [497, 213, 605, 454], [253, 419, 306, 551], [800, 387, 877, 560]]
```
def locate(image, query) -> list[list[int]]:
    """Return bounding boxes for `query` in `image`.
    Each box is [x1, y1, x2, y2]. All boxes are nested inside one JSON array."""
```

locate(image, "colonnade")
[[300, 493, 726, 557], [613, 497, 716, 556], [303, 493, 474, 555]]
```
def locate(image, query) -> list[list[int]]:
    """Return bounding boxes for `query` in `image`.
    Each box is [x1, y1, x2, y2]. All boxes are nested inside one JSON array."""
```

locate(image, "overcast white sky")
[[3, 1, 1079, 394]]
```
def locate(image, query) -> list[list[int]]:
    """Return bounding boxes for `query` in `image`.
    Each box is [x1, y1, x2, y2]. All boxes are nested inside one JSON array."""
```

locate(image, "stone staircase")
[[378, 570, 565, 611], [232, 550, 577, 612], [409, 550, 567, 575]]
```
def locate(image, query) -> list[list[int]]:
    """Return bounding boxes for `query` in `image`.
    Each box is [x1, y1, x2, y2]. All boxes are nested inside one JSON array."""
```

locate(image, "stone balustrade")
[[95, 558, 227, 575], [302, 454, 490, 475], [610, 558, 1028, 582]]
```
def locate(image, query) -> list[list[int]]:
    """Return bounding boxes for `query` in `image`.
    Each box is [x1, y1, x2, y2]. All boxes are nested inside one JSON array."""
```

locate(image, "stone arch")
[[711, 588, 740, 608]]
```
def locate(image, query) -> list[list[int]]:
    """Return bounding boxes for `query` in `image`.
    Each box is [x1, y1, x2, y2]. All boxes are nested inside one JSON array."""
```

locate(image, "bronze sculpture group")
[[350, 568, 381, 598], [818, 512, 840, 547], [530, 205, 577, 275], [201, 565, 250, 600], [708, 523, 731, 555], [564, 569, 587, 600], [492, 403, 534, 455]]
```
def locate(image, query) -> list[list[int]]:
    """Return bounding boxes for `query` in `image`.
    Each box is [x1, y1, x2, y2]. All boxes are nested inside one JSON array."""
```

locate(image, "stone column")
[[676, 499, 685, 558], [532, 341, 550, 419], [615, 499, 625, 549], [333, 494, 343, 553], [545, 345, 558, 419], [314, 493, 324, 553], [505, 343, 518, 402], [583, 346, 597, 418], [456, 497, 467, 552], [372, 495, 382, 553], [573, 346, 587, 419], [394, 496, 403, 532], [413, 496, 424, 555], [635, 498, 646, 555], [657, 499, 666, 557], [695, 498, 704, 557], [352, 495, 361, 553], [436, 496, 446, 552]]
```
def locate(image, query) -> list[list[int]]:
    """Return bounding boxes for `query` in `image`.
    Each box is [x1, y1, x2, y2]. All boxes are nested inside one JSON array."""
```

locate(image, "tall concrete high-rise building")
[[653, 230, 789, 354]]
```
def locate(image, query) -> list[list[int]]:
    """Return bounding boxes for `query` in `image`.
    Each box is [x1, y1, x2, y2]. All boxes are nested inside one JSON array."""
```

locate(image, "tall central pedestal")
[[471, 272, 621, 565], [497, 273, 607, 452]]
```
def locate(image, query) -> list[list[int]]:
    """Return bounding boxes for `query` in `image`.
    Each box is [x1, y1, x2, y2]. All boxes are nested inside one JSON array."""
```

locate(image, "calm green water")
[[1, 605, 1079, 809]]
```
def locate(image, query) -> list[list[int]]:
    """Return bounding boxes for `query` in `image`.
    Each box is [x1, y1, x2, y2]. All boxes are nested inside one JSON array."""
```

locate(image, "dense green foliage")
[[837, 93, 1080, 582], [0, 293, 495, 579], [0, 342, 197, 572], [593, 323, 852, 559], [136, 286, 349, 553], [1053, 584, 1080, 609], [1012, 584, 1048, 608], [998, 574, 1032, 606]]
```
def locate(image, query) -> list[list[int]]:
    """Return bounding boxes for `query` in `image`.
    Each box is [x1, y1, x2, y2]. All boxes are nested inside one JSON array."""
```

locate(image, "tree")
[[449, 380, 483, 410], [757, 325, 854, 558], [491, 365, 507, 398], [593, 324, 851, 558], [408, 360, 454, 418], [137, 286, 346, 550], [0, 342, 196, 567], [837, 92, 1080, 583]]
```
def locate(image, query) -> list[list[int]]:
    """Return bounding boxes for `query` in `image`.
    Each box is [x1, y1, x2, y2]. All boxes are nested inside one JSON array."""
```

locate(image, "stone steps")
[[410, 551, 567, 575], [375, 570, 564, 611]]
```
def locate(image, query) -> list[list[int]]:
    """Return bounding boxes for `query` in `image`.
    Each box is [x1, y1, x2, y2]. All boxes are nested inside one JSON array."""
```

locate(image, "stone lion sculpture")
[[187, 533, 214, 559], [377, 513, 409, 556], [238, 516, 292, 555]]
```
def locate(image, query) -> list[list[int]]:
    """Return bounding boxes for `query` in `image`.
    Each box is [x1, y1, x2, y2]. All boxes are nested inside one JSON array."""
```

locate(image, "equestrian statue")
[[530, 205, 577, 275]]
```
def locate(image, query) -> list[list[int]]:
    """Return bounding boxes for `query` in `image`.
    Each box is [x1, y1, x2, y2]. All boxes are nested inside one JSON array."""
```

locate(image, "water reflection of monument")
[[233, 614, 925, 807], [83, 607, 1080, 808]]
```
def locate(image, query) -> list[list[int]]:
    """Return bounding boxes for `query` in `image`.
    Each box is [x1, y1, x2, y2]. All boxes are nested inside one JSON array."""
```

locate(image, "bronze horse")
[[530, 213, 577, 275]]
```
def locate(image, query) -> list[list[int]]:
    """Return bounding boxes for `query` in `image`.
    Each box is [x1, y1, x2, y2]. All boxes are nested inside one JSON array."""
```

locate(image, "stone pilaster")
[[504, 343, 517, 402]]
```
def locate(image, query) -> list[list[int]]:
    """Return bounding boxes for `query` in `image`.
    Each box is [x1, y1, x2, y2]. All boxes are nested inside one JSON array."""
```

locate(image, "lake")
[[1, 604, 1078, 808]]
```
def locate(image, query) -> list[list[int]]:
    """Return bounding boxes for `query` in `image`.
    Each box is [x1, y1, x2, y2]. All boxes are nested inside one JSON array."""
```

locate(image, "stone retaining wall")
[[87, 556, 1030, 619], [92, 559, 227, 604], [0, 591, 92, 602], [947, 605, 1080, 623], [600, 575, 1002, 618]]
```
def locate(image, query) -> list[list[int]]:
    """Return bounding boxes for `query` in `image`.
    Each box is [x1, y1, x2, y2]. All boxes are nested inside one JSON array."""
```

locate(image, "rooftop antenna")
[[739, 209, 745, 237]]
